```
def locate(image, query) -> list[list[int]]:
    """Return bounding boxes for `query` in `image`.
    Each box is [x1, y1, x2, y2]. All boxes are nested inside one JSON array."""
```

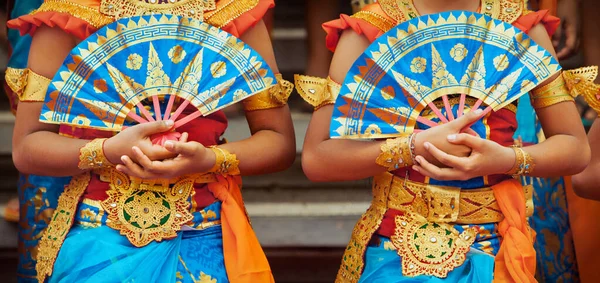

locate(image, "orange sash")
[[208, 175, 275, 283], [492, 179, 537, 283]]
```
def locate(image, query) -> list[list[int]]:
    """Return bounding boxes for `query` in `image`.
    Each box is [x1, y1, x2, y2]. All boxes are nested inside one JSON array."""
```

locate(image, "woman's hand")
[[414, 109, 483, 167], [116, 133, 216, 179], [104, 120, 177, 164], [413, 133, 515, 181]]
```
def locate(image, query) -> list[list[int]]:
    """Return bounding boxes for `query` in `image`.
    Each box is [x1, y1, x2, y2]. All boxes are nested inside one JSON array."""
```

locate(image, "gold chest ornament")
[[100, 0, 217, 22]]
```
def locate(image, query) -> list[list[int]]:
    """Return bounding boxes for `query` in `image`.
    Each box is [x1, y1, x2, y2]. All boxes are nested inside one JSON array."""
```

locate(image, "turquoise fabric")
[[358, 236, 495, 283], [50, 201, 228, 283]]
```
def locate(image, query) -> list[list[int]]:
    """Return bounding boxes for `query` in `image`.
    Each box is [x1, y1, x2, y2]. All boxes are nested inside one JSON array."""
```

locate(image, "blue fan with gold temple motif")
[[330, 11, 561, 139], [40, 15, 276, 140]]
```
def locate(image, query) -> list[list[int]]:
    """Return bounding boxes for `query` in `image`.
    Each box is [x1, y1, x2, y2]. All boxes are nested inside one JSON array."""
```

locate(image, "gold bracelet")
[[530, 73, 573, 109], [294, 75, 342, 110], [78, 138, 113, 170], [208, 146, 241, 176], [376, 136, 413, 171], [506, 146, 535, 177], [243, 74, 294, 111]]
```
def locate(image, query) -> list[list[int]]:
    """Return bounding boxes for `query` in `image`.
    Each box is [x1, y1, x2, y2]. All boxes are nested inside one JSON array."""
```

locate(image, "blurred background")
[[0, 0, 597, 282]]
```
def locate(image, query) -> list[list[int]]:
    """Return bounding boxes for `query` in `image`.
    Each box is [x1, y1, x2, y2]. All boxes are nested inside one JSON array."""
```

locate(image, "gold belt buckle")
[[418, 184, 461, 223]]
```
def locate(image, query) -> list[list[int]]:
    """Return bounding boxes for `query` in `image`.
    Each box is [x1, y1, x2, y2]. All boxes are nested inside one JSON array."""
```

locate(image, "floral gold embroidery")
[[100, 0, 216, 22], [450, 43, 468, 62], [34, 0, 113, 28], [210, 61, 227, 78], [365, 124, 383, 136], [168, 45, 187, 64], [410, 57, 427, 74], [36, 173, 91, 283], [494, 54, 510, 71], [391, 213, 478, 278], [126, 53, 143, 70]]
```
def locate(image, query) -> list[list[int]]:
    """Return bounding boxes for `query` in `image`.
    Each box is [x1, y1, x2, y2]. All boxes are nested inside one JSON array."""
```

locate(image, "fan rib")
[[174, 110, 203, 129], [457, 94, 466, 117], [127, 111, 148, 124], [153, 96, 162, 121], [427, 102, 448, 123], [442, 95, 455, 121], [170, 99, 191, 122], [137, 103, 155, 122], [417, 117, 439, 128], [163, 95, 176, 120]]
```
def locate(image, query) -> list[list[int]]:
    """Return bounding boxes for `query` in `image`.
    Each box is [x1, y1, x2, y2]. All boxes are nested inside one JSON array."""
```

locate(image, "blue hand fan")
[[330, 11, 561, 139], [40, 14, 276, 139]]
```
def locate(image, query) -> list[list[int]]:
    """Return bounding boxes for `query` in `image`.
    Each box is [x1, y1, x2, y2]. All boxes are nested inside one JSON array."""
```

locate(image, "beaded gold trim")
[[391, 213, 478, 278], [351, 10, 396, 33], [34, 0, 113, 28], [78, 138, 113, 170], [204, 0, 259, 28], [379, 0, 524, 25], [36, 173, 91, 283], [100, 0, 216, 22], [376, 136, 413, 171], [243, 74, 293, 111], [564, 66, 600, 113], [530, 73, 574, 109], [208, 146, 241, 176], [294, 75, 342, 110]]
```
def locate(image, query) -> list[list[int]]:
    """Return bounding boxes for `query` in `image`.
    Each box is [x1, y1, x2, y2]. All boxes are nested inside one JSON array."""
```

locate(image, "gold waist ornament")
[[335, 172, 533, 282], [97, 168, 217, 247]]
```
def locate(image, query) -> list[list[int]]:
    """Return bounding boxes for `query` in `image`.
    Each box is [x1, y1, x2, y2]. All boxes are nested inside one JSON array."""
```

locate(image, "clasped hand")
[[104, 120, 215, 179], [413, 109, 516, 181]]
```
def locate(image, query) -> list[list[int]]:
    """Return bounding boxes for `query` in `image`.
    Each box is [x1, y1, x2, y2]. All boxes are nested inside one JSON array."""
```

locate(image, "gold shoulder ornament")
[[5, 68, 52, 102], [294, 75, 341, 110], [564, 66, 600, 114], [242, 74, 293, 111]]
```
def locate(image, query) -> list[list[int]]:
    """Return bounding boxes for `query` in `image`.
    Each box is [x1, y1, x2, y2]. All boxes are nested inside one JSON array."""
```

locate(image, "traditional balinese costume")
[[296, 1, 597, 282], [6, 1, 292, 282]]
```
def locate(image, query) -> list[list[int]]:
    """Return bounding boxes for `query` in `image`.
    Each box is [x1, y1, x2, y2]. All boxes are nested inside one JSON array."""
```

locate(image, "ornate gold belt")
[[374, 173, 534, 224], [94, 168, 218, 247]]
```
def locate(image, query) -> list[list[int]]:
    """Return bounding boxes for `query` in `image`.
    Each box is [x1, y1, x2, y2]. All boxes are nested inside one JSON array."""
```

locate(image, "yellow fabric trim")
[[294, 75, 341, 110], [351, 10, 396, 33], [204, 0, 259, 28], [36, 173, 91, 283], [34, 0, 113, 29], [531, 73, 574, 109], [243, 74, 293, 111]]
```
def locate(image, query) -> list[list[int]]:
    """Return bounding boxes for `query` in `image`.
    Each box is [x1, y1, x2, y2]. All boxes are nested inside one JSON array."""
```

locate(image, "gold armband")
[[208, 146, 240, 176], [507, 146, 535, 177], [564, 66, 600, 114], [294, 75, 342, 110], [530, 72, 573, 109], [242, 74, 293, 111], [376, 135, 414, 171], [5, 68, 52, 102], [78, 138, 113, 170]]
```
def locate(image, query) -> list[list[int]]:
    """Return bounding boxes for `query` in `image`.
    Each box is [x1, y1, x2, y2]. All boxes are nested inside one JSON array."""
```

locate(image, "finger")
[[164, 141, 198, 156], [449, 108, 483, 129], [117, 155, 151, 179], [423, 142, 466, 169], [447, 133, 484, 149], [179, 132, 189, 143], [552, 25, 563, 49], [461, 127, 480, 137], [413, 156, 462, 181], [132, 146, 166, 173], [134, 120, 174, 136]]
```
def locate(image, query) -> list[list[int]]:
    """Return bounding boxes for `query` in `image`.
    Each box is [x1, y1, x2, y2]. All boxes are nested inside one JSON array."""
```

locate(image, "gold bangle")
[[507, 146, 535, 177], [294, 75, 342, 110], [208, 146, 240, 176], [78, 138, 113, 170], [376, 136, 413, 171], [530, 73, 574, 109], [242, 74, 294, 111]]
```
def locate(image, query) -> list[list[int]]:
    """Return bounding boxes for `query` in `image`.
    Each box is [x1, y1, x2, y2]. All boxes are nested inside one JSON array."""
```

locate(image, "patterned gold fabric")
[[351, 10, 396, 32], [77, 139, 114, 170], [204, 0, 260, 28], [294, 75, 341, 110], [564, 66, 600, 113], [242, 74, 293, 111], [335, 172, 534, 283], [5, 68, 52, 102], [530, 73, 574, 109], [100, 0, 216, 22], [35, 0, 113, 28]]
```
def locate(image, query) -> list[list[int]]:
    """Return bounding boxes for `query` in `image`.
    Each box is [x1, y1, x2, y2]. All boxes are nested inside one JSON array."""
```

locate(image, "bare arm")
[[302, 30, 474, 182], [572, 119, 600, 199], [13, 26, 176, 176], [218, 20, 296, 175], [526, 24, 590, 176]]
